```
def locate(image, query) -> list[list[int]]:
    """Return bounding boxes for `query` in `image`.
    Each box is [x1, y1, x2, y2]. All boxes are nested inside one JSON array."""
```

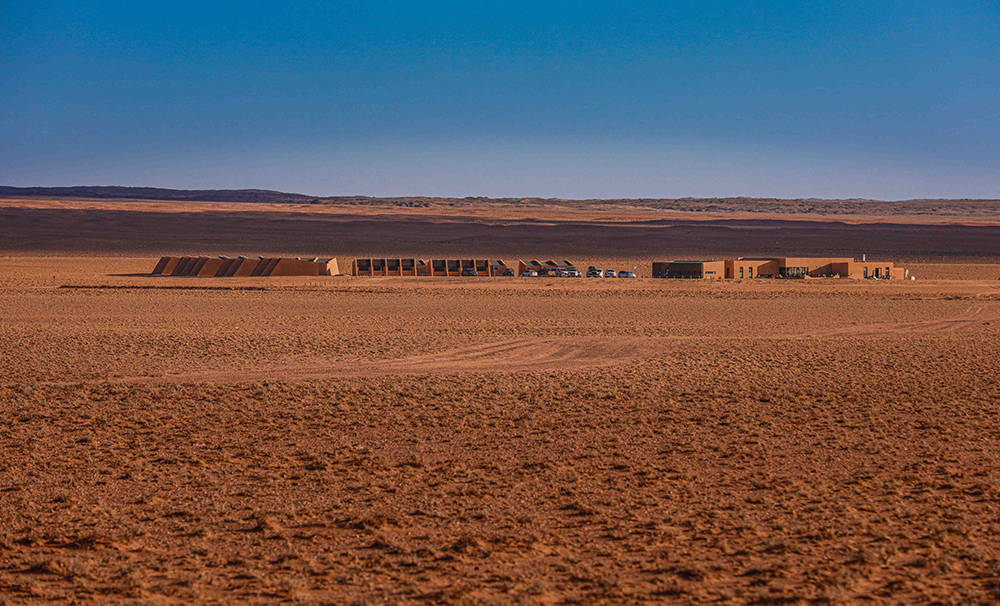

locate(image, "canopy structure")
[[351, 258, 519, 277]]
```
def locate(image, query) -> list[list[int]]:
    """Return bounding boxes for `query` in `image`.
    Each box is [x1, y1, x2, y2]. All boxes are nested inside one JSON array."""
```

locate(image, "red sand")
[[2, 199, 1000, 604]]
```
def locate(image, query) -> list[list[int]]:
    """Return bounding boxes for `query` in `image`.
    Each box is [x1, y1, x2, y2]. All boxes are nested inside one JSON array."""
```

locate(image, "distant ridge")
[[1, 186, 998, 217]]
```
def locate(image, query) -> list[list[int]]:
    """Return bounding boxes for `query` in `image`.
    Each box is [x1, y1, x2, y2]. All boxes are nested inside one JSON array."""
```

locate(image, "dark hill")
[[0, 186, 319, 204]]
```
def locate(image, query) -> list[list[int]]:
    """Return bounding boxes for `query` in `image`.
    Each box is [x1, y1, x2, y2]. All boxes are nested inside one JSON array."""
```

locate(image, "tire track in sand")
[[119, 336, 687, 385], [793, 303, 1000, 339], [43, 302, 1000, 385]]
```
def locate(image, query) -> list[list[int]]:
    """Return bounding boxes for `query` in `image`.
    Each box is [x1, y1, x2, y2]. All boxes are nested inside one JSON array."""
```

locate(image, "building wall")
[[231, 258, 261, 276], [726, 259, 779, 279], [270, 258, 320, 276], [702, 261, 726, 279], [655, 261, 716, 278], [846, 261, 897, 279]]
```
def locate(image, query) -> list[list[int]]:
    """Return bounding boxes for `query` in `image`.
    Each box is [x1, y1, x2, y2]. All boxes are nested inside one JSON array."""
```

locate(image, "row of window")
[[728, 267, 755, 278]]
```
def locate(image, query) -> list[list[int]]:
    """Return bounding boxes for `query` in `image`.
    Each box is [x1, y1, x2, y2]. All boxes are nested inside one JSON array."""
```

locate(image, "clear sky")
[[2, 1, 998, 199]]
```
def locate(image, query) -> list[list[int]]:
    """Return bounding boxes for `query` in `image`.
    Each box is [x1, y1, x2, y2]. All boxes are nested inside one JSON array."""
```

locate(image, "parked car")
[[617, 270, 637, 278], [544, 268, 566, 277], [460, 268, 479, 276], [501, 268, 515, 277], [565, 268, 582, 278], [586, 267, 603, 277], [604, 269, 617, 278], [520, 270, 538, 277]]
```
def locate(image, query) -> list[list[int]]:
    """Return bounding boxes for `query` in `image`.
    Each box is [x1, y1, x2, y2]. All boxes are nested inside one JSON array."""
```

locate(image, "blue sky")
[[2, 0, 998, 199]]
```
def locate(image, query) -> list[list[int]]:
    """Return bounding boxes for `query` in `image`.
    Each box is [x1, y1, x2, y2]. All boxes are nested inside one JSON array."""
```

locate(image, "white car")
[[520, 270, 538, 277], [617, 270, 637, 278]]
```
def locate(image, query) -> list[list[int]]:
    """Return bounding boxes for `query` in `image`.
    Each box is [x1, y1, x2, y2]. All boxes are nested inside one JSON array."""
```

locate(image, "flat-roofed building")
[[654, 257, 907, 280], [652, 260, 725, 279]]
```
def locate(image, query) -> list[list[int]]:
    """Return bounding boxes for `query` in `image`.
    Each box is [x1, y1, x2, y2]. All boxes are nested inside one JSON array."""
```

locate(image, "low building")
[[652, 260, 725, 279], [654, 257, 907, 280]]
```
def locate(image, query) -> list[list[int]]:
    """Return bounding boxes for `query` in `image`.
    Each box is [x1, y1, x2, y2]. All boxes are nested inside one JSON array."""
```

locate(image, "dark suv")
[[460, 268, 479, 277]]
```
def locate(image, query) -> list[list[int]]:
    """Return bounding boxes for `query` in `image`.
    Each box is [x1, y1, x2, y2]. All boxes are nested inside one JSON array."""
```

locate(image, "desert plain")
[[2, 196, 1000, 605]]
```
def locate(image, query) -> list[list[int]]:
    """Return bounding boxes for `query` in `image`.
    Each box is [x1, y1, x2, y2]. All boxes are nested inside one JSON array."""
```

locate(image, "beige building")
[[653, 257, 907, 280]]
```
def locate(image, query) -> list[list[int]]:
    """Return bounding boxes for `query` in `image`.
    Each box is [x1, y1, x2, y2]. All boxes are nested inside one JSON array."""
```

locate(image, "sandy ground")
[[3, 199, 1000, 604]]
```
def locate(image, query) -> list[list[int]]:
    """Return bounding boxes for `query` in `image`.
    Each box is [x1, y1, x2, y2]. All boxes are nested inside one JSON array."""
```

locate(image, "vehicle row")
[[457, 266, 637, 278], [587, 266, 636, 278]]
